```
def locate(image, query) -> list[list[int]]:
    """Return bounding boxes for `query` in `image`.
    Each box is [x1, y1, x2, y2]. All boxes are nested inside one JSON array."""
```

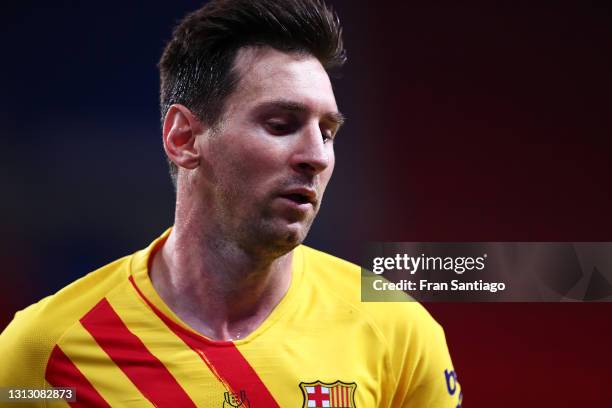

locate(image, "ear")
[[162, 104, 204, 171]]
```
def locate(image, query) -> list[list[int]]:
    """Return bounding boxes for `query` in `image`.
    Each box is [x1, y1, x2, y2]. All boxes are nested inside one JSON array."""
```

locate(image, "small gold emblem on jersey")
[[222, 390, 250, 407], [299, 380, 357, 408]]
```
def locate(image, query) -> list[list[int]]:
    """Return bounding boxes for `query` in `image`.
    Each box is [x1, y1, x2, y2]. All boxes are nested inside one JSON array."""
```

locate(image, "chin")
[[240, 215, 313, 258], [282, 229, 305, 247], [262, 223, 309, 258]]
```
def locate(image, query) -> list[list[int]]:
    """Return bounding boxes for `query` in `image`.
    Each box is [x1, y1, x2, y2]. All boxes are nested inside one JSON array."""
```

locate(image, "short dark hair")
[[159, 0, 346, 187]]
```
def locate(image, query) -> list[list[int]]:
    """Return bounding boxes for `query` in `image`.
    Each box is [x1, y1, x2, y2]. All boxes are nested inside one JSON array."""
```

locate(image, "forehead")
[[225, 46, 338, 116]]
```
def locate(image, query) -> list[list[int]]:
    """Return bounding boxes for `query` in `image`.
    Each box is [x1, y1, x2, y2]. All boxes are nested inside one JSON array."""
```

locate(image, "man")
[[0, 0, 461, 406]]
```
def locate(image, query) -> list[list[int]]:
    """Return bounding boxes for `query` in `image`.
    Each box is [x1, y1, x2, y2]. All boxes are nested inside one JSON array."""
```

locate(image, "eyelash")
[[264, 120, 335, 143], [322, 131, 334, 143], [265, 120, 295, 135]]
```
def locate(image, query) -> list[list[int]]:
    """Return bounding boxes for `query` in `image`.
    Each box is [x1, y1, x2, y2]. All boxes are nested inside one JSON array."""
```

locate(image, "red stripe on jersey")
[[129, 276, 281, 407], [80, 298, 196, 407], [45, 345, 110, 408], [332, 386, 340, 406]]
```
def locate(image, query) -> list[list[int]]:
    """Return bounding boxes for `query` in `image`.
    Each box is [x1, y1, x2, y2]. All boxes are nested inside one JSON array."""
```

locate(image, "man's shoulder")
[[0, 254, 134, 385], [298, 245, 442, 339], [297, 246, 460, 406], [10, 254, 132, 331]]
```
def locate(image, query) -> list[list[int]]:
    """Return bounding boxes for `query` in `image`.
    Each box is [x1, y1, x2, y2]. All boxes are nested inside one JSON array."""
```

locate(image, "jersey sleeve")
[[378, 302, 463, 408], [0, 303, 66, 408], [1, 305, 47, 386], [396, 320, 462, 407], [0, 256, 131, 408]]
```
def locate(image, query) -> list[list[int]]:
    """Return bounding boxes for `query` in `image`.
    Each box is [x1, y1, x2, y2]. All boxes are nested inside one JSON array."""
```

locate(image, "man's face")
[[195, 46, 342, 257]]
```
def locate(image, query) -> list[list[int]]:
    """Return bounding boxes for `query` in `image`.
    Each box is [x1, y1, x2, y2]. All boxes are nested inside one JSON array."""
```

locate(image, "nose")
[[290, 123, 332, 176]]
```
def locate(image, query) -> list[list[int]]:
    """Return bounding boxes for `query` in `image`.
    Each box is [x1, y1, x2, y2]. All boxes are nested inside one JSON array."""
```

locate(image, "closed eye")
[[321, 122, 340, 144], [265, 118, 300, 136], [321, 129, 334, 143]]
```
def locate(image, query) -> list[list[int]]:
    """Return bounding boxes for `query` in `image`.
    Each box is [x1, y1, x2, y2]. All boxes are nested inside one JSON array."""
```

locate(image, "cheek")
[[317, 168, 335, 197], [322, 153, 336, 186], [219, 145, 281, 193], [235, 151, 278, 186], [215, 134, 263, 168]]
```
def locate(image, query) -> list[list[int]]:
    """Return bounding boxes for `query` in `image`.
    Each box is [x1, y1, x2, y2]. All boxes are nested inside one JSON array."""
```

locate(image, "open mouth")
[[282, 193, 311, 205]]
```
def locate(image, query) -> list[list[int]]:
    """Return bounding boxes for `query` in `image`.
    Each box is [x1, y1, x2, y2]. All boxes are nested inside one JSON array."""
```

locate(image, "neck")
[[149, 222, 295, 342]]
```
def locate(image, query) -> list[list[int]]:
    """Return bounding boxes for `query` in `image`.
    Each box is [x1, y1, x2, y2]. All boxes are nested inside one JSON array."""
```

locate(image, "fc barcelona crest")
[[299, 380, 357, 408]]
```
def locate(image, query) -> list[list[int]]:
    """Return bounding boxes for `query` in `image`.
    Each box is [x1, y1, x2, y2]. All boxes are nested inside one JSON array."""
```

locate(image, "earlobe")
[[162, 104, 202, 170]]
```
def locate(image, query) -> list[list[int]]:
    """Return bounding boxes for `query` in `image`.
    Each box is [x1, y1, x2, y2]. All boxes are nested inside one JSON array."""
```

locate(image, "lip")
[[278, 187, 317, 208]]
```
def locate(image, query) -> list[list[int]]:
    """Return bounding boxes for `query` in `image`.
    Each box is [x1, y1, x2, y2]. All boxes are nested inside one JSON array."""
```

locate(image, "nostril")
[[297, 162, 316, 173], [295, 154, 329, 175]]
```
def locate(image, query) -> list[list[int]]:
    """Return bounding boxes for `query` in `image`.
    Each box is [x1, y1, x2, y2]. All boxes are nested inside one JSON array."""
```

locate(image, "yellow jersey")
[[0, 229, 462, 407]]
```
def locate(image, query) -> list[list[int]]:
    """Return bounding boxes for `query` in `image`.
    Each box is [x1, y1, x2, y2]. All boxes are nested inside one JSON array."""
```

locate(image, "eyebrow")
[[258, 99, 346, 128]]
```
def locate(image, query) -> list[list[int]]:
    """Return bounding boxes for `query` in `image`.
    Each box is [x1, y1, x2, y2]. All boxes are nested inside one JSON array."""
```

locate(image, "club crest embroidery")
[[222, 390, 250, 407], [299, 380, 357, 408]]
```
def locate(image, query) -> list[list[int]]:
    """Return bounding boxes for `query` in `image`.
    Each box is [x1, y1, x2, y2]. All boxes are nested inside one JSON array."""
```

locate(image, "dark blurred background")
[[2, 1, 611, 406]]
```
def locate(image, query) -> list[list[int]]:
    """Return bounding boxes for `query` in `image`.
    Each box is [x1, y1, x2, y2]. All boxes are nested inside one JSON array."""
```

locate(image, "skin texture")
[[150, 46, 343, 341]]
